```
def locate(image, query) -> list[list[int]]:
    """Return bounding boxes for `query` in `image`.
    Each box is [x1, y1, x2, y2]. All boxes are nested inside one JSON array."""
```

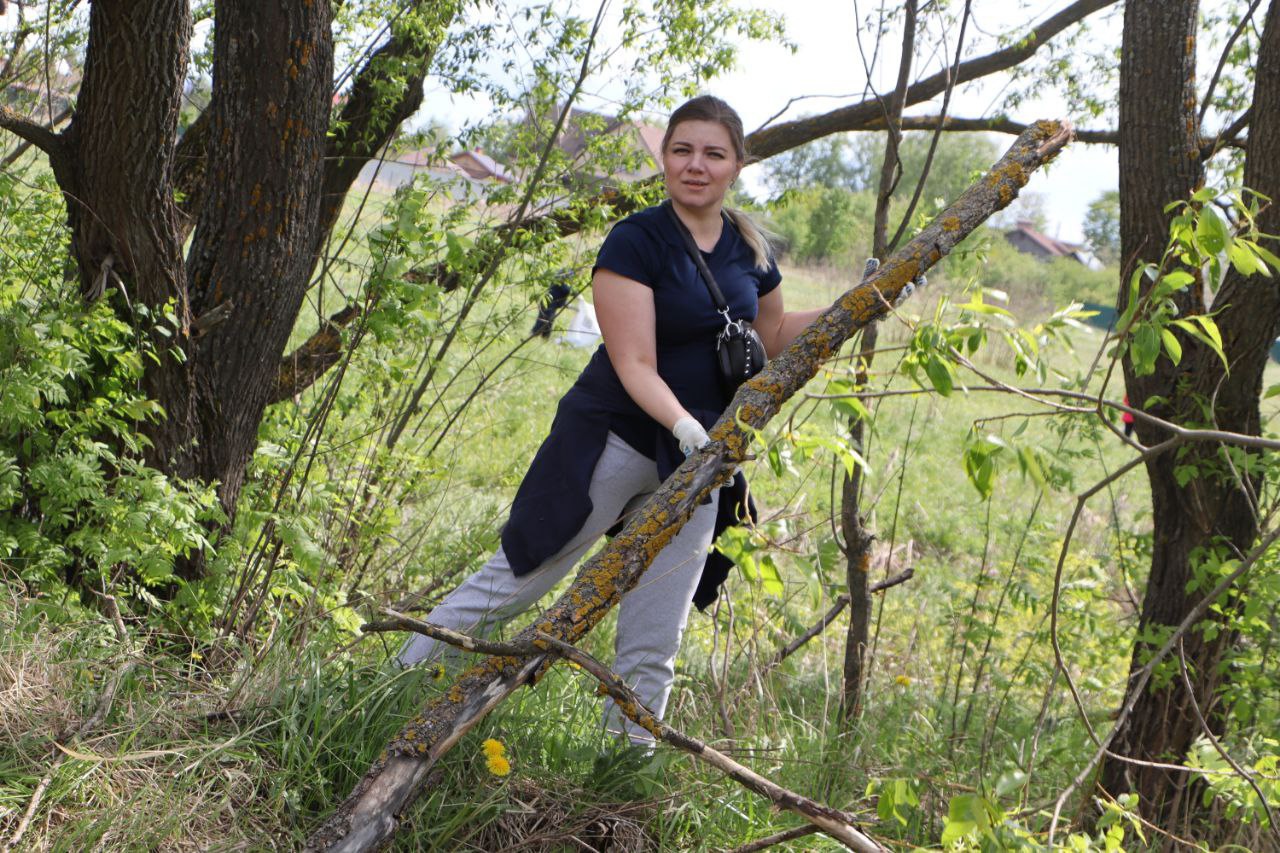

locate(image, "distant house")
[[1004, 220, 1102, 270], [354, 147, 511, 194], [525, 105, 664, 186], [447, 149, 513, 183]]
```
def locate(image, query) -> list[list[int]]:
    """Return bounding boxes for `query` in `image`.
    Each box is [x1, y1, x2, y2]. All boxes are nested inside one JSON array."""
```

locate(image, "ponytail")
[[724, 207, 773, 272]]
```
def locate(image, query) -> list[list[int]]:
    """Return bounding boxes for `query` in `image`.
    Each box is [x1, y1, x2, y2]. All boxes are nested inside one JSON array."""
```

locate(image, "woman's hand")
[[754, 258, 927, 356], [593, 268, 694, 432]]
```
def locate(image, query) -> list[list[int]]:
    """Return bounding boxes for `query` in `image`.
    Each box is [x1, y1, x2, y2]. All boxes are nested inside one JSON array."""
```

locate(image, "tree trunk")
[[177, 1, 333, 536], [841, 0, 917, 721], [1099, 0, 1280, 832], [60, 1, 195, 474]]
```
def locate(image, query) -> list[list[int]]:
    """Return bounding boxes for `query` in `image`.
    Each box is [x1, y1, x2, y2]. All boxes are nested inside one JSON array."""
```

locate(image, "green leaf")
[[1160, 328, 1183, 365], [1131, 322, 1160, 375], [757, 555, 785, 597], [924, 354, 953, 397], [1251, 241, 1280, 272], [1195, 207, 1229, 255], [1228, 243, 1263, 277], [941, 795, 981, 845]]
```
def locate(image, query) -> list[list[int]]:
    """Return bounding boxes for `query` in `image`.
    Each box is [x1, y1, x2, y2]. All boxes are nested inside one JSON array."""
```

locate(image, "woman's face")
[[662, 120, 742, 214]]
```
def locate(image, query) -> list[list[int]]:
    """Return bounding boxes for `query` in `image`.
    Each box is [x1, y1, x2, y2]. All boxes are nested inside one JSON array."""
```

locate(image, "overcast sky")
[[711, 0, 1120, 243], [416, 0, 1120, 243]]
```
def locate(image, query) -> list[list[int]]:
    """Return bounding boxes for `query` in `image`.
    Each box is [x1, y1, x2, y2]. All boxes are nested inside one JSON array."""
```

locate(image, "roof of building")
[[1006, 220, 1085, 258]]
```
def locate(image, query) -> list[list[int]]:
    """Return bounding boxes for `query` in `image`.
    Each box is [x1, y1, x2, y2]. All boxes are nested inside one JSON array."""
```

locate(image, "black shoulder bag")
[[663, 201, 768, 395]]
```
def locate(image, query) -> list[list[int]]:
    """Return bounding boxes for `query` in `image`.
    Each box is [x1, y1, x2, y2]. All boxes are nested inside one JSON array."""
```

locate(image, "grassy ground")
[[3, 234, 1278, 850]]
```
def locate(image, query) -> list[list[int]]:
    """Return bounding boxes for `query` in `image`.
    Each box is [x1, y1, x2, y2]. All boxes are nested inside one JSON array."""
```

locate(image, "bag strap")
[[662, 200, 731, 318]]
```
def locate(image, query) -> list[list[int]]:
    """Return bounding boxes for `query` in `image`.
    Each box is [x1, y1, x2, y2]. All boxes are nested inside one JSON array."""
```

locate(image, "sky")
[[410, 0, 1121, 244], [0, 1, 1120, 242], [711, 0, 1120, 243]]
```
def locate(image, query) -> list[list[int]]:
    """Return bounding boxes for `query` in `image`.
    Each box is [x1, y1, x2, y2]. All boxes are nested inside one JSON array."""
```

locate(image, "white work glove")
[[861, 257, 927, 307], [894, 270, 928, 307], [672, 416, 710, 457]]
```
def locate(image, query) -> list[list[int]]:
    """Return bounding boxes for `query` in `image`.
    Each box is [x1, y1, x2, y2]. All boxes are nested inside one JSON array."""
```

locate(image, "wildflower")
[[486, 753, 511, 777], [481, 738, 505, 758], [431, 664, 445, 681], [894, 675, 912, 687]]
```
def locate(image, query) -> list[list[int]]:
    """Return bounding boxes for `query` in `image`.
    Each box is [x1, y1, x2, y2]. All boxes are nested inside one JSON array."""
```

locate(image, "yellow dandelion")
[[486, 754, 511, 777], [481, 738, 505, 758], [431, 664, 445, 681], [894, 675, 912, 687]]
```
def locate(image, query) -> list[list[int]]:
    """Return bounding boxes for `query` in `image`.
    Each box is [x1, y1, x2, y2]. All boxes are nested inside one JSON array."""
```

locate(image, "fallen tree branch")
[[304, 119, 1074, 853], [530, 633, 886, 852], [363, 609, 884, 851]]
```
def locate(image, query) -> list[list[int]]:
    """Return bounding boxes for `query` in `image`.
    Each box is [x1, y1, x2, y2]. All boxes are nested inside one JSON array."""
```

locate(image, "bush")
[[0, 176, 219, 615]]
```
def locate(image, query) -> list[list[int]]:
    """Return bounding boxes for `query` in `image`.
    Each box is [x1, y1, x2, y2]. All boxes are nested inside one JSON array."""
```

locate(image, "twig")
[[361, 609, 532, 658], [531, 633, 887, 853], [727, 824, 822, 853], [768, 569, 915, 670], [1046, 523, 1280, 843], [1177, 638, 1280, 841]]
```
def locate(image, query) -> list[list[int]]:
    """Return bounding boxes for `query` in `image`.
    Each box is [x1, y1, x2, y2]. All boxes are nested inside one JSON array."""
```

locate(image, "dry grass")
[[0, 601, 291, 851]]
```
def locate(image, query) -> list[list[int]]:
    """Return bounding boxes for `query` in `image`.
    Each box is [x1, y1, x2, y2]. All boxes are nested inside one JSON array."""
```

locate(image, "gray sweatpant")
[[397, 431, 719, 743]]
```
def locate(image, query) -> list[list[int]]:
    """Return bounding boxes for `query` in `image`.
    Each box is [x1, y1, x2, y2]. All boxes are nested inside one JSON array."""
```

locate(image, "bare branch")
[[767, 568, 915, 670], [0, 103, 65, 161], [531, 633, 887, 853], [747, 0, 1117, 158], [1177, 639, 1280, 841]]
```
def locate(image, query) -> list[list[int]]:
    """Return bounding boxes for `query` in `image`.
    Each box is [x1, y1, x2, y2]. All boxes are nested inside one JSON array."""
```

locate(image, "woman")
[[397, 95, 829, 743]]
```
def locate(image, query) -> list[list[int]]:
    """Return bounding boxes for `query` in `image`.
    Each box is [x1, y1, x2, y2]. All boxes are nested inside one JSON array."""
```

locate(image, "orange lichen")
[[942, 216, 961, 232]]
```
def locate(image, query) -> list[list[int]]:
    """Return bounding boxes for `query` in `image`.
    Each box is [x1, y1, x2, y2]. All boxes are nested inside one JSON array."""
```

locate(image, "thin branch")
[[531, 633, 887, 853], [768, 569, 915, 669], [1199, 0, 1266, 126], [1177, 638, 1280, 841], [727, 825, 822, 853], [888, 0, 973, 252], [1046, 522, 1280, 843]]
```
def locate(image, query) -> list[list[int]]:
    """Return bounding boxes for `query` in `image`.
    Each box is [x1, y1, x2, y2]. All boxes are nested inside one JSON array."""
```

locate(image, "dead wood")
[[304, 119, 1074, 853], [362, 610, 886, 851]]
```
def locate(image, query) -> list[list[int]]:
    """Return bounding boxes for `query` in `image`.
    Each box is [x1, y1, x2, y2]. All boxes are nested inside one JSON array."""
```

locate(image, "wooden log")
[[304, 119, 1074, 853]]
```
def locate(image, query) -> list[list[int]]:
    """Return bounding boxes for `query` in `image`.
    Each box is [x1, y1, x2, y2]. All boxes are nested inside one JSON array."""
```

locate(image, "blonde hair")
[[663, 95, 772, 271]]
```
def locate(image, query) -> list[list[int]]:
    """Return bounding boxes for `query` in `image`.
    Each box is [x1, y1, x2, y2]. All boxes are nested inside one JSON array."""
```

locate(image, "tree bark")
[[304, 121, 1074, 852], [841, 0, 917, 722], [1099, 0, 1280, 832]]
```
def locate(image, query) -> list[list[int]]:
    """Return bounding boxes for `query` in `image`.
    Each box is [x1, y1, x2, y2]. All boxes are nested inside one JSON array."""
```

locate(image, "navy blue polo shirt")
[[500, 204, 780, 601], [585, 204, 781, 454]]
